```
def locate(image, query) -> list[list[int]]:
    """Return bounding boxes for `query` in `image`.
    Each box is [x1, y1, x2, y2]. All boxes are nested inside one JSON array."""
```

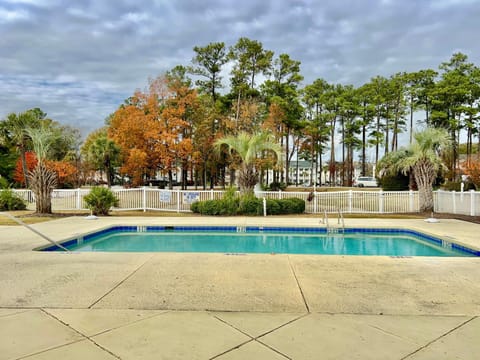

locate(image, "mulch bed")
[[431, 212, 480, 224]]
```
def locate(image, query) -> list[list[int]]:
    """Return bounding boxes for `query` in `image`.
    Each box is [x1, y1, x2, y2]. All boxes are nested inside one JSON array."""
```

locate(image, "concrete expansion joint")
[[35, 308, 122, 360], [287, 255, 310, 313], [87, 254, 156, 309], [400, 315, 478, 360], [211, 312, 307, 359]]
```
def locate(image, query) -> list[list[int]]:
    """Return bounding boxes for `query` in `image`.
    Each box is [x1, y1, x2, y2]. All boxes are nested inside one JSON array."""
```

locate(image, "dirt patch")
[[431, 212, 480, 224]]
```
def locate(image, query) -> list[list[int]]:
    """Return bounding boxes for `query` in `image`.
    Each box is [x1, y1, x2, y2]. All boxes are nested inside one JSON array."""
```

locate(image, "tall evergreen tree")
[[190, 42, 228, 103]]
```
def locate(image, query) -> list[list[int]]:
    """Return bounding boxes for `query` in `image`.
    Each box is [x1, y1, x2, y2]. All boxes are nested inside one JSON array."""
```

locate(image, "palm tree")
[[378, 128, 450, 212], [26, 125, 60, 214], [1, 110, 42, 187], [88, 135, 121, 187], [215, 132, 282, 195]]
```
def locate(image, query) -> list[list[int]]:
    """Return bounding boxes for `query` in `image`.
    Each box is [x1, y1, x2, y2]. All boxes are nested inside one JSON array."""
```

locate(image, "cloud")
[[0, 7, 30, 22], [1, 0, 480, 137]]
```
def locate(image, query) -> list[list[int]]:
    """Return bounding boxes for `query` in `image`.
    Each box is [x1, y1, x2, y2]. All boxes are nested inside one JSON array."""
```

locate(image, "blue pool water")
[[45, 226, 478, 257]]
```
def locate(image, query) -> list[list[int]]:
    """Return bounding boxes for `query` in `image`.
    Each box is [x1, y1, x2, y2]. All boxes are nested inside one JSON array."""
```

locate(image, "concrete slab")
[[259, 313, 421, 360], [1, 216, 480, 358], [406, 317, 480, 360], [289, 255, 480, 315], [341, 314, 472, 346], [46, 308, 167, 336], [92, 253, 306, 312], [0, 308, 30, 317], [215, 340, 287, 359], [92, 311, 250, 360], [0, 309, 82, 359], [0, 252, 152, 308], [213, 311, 306, 338], [19, 339, 118, 360]]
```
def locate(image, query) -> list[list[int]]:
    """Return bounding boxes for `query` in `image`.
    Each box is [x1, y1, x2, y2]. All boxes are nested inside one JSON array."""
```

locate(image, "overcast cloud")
[[1, 0, 479, 136]]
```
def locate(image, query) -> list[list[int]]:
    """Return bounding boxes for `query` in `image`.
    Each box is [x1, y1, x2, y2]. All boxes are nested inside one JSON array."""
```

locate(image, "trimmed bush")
[[0, 189, 27, 211], [442, 181, 462, 191], [220, 186, 240, 215], [83, 187, 119, 216], [190, 201, 200, 213], [238, 195, 262, 215], [190, 195, 305, 216], [379, 174, 409, 191], [280, 198, 306, 214], [265, 198, 281, 215]]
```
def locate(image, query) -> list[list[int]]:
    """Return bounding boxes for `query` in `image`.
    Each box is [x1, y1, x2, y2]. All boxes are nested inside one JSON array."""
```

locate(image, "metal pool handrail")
[[1, 212, 70, 252]]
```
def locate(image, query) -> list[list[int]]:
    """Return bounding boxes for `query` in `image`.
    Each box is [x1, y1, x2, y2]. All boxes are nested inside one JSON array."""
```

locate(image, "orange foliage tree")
[[45, 160, 77, 187], [13, 152, 77, 188], [464, 156, 480, 188], [13, 151, 37, 186], [109, 74, 199, 187]]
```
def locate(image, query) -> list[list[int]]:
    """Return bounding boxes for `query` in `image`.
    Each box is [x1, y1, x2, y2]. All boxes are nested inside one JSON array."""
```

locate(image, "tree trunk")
[[414, 160, 435, 213], [28, 162, 57, 214], [238, 164, 257, 196]]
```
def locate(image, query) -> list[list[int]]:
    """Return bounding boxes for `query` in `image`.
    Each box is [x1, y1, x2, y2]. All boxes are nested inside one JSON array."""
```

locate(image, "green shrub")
[[0, 177, 9, 189], [265, 199, 281, 215], [379, 174, 409, 191], [0, 189, 27, 211], [267, 182, 287, 191], [464, 182, 477, 191], [280, 198, 305, 214], [190, 194, 305, 216], [238, 195, 262, 215], [83, 187, 119, 216], [190, 201, 199, 213], [442, 181, 462, 191], [220, 187, 240, 215]]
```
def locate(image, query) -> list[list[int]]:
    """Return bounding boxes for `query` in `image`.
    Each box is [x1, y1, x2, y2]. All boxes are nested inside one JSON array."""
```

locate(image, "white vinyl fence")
[[13, 188, 422, 214], [434, 190, 480, 216]]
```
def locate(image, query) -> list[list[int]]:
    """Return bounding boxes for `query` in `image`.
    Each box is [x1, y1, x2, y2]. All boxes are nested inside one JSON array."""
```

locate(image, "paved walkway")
[[0, 216, 479, 359]]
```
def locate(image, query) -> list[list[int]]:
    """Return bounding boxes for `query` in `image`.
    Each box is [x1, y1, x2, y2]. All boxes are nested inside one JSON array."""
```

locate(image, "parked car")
[[353, 176, 378, 187]]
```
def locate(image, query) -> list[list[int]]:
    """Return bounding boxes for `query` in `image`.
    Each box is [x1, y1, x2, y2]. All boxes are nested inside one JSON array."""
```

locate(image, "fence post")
[[348, 190, 353, 213], [76, 188, 81, 209], [210, 189, 214, 200], [452, 190, 456, 214], [379, 190, 384, 214], [177, 190, 181, 213], [313, 191, 317, 214], [409, 190, 414, 212], [142, 187, 147, 212], [470, 190, 475, 216]]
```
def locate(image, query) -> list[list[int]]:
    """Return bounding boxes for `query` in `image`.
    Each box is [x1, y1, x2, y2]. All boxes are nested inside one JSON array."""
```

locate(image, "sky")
[[1, 0, 480, 137]]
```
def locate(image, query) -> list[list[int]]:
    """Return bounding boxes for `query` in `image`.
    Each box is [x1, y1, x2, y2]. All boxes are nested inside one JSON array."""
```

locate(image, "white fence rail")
[[13, 188, 423, 214], [434, 190, 480, 216]]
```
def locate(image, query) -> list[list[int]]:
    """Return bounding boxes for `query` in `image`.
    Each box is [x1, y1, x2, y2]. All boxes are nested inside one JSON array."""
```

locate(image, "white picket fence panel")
[[434, 190, 480, 216], [11, 188, 424, 214]]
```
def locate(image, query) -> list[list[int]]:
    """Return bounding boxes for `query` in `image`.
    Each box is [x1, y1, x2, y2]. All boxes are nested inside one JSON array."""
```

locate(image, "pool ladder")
[[323, 208, 345, 234]]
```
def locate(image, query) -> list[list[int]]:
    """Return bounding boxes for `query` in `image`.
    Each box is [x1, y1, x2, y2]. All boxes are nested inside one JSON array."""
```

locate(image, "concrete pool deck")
[[0, 216, 479, 359]]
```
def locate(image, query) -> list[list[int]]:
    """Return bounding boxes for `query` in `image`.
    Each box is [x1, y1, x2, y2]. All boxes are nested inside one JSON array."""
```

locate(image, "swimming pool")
[[41, 226, 479, 257]]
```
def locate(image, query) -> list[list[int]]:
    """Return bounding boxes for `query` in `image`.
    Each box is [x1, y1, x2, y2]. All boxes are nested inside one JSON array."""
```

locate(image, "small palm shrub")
[[0, 189, 27, 211], [83, 187, 119, 216]]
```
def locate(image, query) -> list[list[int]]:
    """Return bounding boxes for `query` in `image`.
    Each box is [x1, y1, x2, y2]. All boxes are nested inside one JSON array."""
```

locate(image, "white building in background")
[[264, 159, 375, 187]]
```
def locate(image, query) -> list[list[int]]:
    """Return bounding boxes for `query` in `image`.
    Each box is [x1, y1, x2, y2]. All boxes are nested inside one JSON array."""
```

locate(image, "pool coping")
[[35, 224, 480, 256]]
